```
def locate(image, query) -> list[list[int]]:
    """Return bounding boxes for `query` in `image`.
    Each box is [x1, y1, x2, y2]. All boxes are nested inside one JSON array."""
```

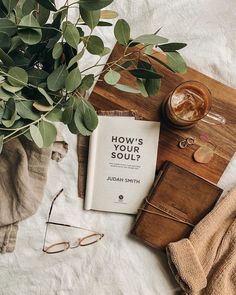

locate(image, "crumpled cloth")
[[166, 186, 236, 295], [0, 137, 51, 253]]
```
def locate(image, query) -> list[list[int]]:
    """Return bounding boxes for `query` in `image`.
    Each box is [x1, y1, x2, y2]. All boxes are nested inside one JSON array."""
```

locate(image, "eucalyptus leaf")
[[35, 0, 57, 11], [114, 19, 130, 46], [133, 34, 168, 45], [65, 68, 81, 92], [38, 87, 54, 105], [104, 69, 120, 85], [96, 21, 112, 26], [2, 0, 18, 13], [78, 74, 94, 91], [62, 106, 73, 125], [74, 104, 92, 136], [100, 46, 110, 56], [0, 87, 11, 101], [146, 54, 174, 72], [52, 43, 63, 59], [84, 107, 98, 131], [47, 64, 68, 91], [144, 78, 161, 96], [30, 124, 43, 148], [0, 32, 11, 51], [28, 68, 49, 86], [46, 107, 63, 122], [67, 48, 85, 70], [79, 0, 113, 11], [0, 135, 3, 154], [80, 7, 100, 30], [86, 35, 104, 55], [16, 100, 40, 120], [100, 10, 118, 19], [8, 36, 23, 53], [38, 119, 57, 147], [18, 13, 42, 45], [2, 82, 23, 93], [33, 102, 53, 112], [63, 21, 80, 50], [166, 51, 187, 73], [136, 79, 148, 97], [0, 48, 14, 66], [8, 66, 28, 86], [129, 68, 162, 79], [158, 42, 187, 52], [0, 101, 5, 122], [2, 97, 16, 127], [114, 83, 140, 94], [0, 18, 17, 36]]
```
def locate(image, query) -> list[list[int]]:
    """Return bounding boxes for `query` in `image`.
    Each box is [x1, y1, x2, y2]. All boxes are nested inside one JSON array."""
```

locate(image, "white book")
[[84, 116, 160, 214]]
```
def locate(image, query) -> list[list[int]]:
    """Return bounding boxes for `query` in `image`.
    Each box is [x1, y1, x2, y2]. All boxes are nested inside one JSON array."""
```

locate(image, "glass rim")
[[169, 80, 212, 123], [79, 233, 104, 246]]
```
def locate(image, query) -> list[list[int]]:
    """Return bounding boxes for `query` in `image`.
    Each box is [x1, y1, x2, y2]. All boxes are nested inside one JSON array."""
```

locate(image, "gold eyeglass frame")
[[42, 189, 104, 254]]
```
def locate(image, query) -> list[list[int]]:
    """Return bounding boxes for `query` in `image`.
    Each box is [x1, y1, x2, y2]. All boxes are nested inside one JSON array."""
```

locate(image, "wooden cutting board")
[[88, 43, 236, 184]]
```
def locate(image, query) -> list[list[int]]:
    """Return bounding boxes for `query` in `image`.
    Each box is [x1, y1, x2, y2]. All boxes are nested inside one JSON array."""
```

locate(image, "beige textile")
[[166, 186, 236, 295], [0, 137, 51, 254]]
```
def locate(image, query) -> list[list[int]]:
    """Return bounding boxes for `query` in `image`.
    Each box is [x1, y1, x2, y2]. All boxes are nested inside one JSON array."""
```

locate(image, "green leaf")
[[146, 54, 174, 72], [37, 4, 51, 25], [67, 48, 85, 70], [52, 43, 63, 59], [2, 0, 18, 13], [16, 101, 40, 121], [100, 10, 118, 19], [133, 34, 168, 45], [62, 107, 73, 125], [28, 68, 49, 85], [35, 0, 57, 11], [38, 119, 57, 147], [84, 106, 98, 131], [0, 87, 11, 101], [136, 79, 148, 97], [104, 69, 120, 85], [8, 66, 28, 87], [79, 0, 113, 10], [80, 7, 100, 30], [0, 135, 3, 154], [46, 107, 63, 122], [0, 32, 11, 51], [0, 48, 14, 66], [65, 68, 82, 92], [47, 64, 68, 91], [100, 47, 111, 56], [0, 101, 5, 123], [63, 21, 80, 50], [129, 69, 163, 79], [86, 35, 104, 55], [114, 83, 140, 94], [2, 82, 22, 93], [144, 78, 161, 96], [96, 21, 112, 26], [38, 87, 54, 105], [74, 103, 92, 136], [114, 19, 130, 46], [18, 13, 42, 45], [8, 36, 23, 53], [166, 51, 187, 73], [2, 97, 16, 127], [78, 74, 94, 91], [30, 124, 43, 148], [158, 43, 187, 52], [0, 18, 17, 36]]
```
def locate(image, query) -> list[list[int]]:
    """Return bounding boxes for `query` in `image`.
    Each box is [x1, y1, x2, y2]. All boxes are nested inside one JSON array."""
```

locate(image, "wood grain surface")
[[88, 43, 236, 184]]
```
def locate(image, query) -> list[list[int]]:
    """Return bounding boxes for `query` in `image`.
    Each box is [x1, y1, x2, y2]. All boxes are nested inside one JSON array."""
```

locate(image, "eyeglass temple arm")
[[43, 188, 64, 251], [46, 221, 100, 234]]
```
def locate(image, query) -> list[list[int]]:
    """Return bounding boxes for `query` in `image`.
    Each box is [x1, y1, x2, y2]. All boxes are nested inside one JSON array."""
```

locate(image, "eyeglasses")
[[42, 189, 104, 254]]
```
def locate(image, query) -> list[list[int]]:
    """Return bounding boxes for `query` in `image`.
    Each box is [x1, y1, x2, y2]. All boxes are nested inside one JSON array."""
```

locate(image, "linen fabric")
[[166, 186, 236, 295], [0, 137, 51, 253]]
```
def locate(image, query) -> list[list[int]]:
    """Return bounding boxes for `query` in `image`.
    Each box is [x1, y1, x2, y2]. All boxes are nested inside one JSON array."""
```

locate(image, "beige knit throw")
[[0, 137, 51, 254], [166, 186, 236, 295]]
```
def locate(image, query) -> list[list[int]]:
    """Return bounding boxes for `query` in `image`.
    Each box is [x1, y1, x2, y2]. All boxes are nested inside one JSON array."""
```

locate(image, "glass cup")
[[161, 80, 226, 129]]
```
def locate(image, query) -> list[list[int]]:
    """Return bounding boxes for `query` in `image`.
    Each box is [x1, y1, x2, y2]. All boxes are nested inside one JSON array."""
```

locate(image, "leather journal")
[[131, 161, 223, 249]]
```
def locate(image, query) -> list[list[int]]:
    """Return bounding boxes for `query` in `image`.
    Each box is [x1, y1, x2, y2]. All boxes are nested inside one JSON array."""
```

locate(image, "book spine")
[[84, 126, 99, 210]]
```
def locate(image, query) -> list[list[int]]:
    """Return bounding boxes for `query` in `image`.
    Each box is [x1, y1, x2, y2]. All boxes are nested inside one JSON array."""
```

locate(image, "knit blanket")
[[0, 0, 235, 294]]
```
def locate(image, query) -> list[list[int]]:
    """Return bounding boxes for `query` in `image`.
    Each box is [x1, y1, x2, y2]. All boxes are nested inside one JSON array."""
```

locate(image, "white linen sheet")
[[0, 1, 235, 294]]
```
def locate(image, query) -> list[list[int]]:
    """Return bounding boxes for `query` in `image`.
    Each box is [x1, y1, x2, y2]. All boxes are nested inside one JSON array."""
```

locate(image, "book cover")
[[84, 116, 160, 214]]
